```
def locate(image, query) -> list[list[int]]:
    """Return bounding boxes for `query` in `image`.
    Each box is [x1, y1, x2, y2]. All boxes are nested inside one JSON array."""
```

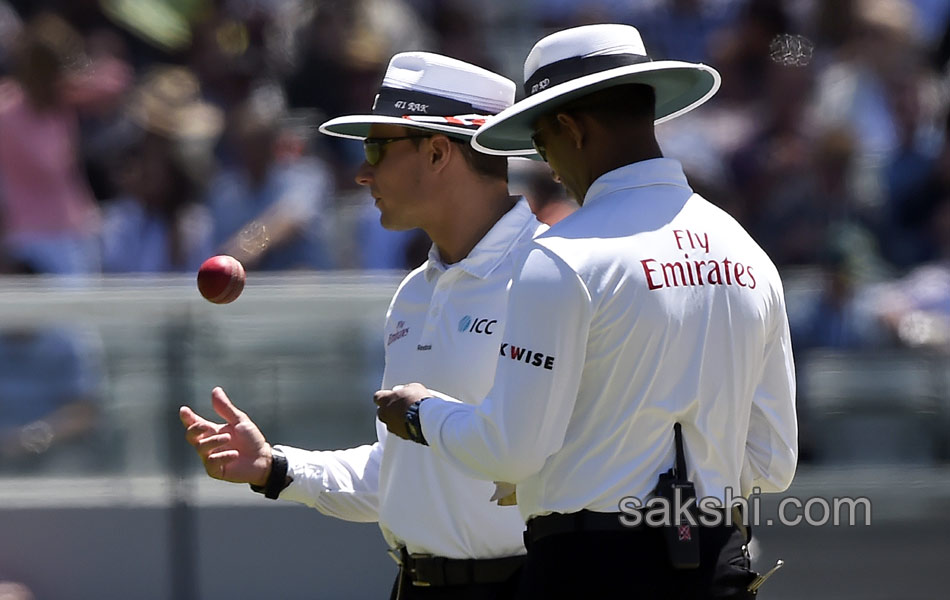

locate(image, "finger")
[[179, 405, 199, 426], [373, 390, 392, 406], [182, 405, 217, 429], [184, 420, 218, 446], [211, 387, 245, 425], [195, 432, 232, 455], [207, 449, 239, 464], [180, 406, 218, 432]]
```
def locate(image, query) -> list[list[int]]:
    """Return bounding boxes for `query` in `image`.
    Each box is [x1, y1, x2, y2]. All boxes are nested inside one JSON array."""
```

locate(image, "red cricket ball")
[[196, 255, 246, 304]]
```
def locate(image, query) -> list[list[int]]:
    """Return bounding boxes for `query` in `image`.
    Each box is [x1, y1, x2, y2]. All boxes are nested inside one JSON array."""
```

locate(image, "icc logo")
[[458, 315, 496, 335]]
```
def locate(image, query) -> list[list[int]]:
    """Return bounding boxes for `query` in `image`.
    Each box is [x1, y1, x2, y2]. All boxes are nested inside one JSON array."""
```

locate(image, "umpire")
[[182, 53, 548, 599], [376, 24, 797, 598]]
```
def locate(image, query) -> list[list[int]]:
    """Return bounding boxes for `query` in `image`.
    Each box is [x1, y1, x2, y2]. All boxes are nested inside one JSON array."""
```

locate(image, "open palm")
[[180, 387, 272, 486]]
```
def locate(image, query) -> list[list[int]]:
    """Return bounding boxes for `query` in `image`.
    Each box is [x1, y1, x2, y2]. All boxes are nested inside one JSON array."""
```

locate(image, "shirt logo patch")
[[387, 320, 409, 346], [458, 315, 497, 335], [640, 229, 758, 291], [499, 343, 555, 370]]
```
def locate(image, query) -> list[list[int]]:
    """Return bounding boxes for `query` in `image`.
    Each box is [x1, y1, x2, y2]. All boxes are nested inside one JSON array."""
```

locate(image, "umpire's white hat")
[[472, 24, 722, 155], [320, 52, 533, 156]]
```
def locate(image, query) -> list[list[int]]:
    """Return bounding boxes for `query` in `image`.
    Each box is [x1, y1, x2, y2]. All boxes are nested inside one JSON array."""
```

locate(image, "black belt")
[[524, 510, 635, 547], [525, 508, 744, 547], [392, 547, 524, 587]]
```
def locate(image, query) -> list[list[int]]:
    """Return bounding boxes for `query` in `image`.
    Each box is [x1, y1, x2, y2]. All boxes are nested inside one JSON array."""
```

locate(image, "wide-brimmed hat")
[[319, 52, 533, 155], [472, 24, 721, 155]]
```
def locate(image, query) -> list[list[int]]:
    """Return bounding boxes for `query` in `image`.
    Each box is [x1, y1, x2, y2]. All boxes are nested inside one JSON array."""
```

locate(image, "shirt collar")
[[583, 158, 692, 208], [425, 197, 539, 281]]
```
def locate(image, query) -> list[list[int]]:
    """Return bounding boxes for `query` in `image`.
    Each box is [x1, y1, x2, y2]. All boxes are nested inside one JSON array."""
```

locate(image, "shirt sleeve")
[[419, 245, 593, 483], [743, 292, 798, 495], [274, 424, 385, 522]]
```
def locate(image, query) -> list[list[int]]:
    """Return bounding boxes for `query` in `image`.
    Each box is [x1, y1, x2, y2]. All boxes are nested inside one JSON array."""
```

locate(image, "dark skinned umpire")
[[375, 24, 797, 599]]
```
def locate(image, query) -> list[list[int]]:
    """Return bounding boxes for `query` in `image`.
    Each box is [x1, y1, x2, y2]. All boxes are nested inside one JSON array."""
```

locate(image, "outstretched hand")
[[180, 387, 272, 486]]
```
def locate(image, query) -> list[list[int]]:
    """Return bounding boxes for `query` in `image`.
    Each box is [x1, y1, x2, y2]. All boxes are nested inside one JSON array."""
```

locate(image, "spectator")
[[99, 65, 219, 273], [207, 93, 335, 270], [0, 12, 129, 275], [728, 59, 816, 235], [757, 126, 888, 279], [630, 0, 745, 64], [790, 245, 886, 352], [284, 0, 432, 118], [0, 254, 105, 474], [882, 106, 950, 268], [809, 0, 935, 211], [874, 196, 950, 349], [187, 3, 271, 111]]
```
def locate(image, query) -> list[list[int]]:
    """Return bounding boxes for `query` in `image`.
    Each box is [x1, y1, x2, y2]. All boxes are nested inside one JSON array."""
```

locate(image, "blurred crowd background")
[[0, 0, 948, 327], [1, 1, 950, 598]]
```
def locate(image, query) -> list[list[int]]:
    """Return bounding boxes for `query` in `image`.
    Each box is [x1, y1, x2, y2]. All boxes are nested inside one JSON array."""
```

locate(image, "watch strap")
[[405, 398, 430, 446], [250, 447, 292, 499]]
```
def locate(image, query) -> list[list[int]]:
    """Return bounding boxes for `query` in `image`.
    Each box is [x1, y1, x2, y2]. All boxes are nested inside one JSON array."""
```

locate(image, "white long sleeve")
[[743, 299, 798, 494], [275, 435, 385, 522]]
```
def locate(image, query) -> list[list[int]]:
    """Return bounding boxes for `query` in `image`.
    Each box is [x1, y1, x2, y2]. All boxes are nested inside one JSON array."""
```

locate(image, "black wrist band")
[[405, 399, 429, 446], [250, 447, 292, 499]]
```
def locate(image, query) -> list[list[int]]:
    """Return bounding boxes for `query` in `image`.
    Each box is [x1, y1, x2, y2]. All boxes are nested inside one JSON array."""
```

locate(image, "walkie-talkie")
[[653, 423, 701, 569]]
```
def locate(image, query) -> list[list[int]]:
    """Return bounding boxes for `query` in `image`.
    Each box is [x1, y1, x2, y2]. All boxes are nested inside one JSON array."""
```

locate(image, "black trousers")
[[388, 566, 523, 600], [516, 524, 756, 599]]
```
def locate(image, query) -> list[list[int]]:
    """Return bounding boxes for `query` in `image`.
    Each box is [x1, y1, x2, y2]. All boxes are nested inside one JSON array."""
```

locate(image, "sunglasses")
[[363, 135, 432, 166]]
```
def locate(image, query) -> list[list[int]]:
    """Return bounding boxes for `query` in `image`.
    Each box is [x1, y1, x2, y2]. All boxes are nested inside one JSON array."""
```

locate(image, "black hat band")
[[524, 53, 652, 97], [371, 87, 492, 122]]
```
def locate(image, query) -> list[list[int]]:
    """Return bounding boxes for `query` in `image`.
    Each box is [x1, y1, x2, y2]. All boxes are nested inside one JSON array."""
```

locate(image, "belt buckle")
[[409, 553, 434, 587]]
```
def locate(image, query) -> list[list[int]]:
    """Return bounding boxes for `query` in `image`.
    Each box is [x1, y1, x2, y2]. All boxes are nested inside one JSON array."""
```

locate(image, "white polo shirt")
[[419, 159, 798, 522], [276, 198, 545, 558]]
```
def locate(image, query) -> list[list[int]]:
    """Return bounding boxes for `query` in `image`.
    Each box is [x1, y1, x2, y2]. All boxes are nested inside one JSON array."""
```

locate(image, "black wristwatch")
[[405, 399, 429, 445], [250, 446, 293, 499]]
